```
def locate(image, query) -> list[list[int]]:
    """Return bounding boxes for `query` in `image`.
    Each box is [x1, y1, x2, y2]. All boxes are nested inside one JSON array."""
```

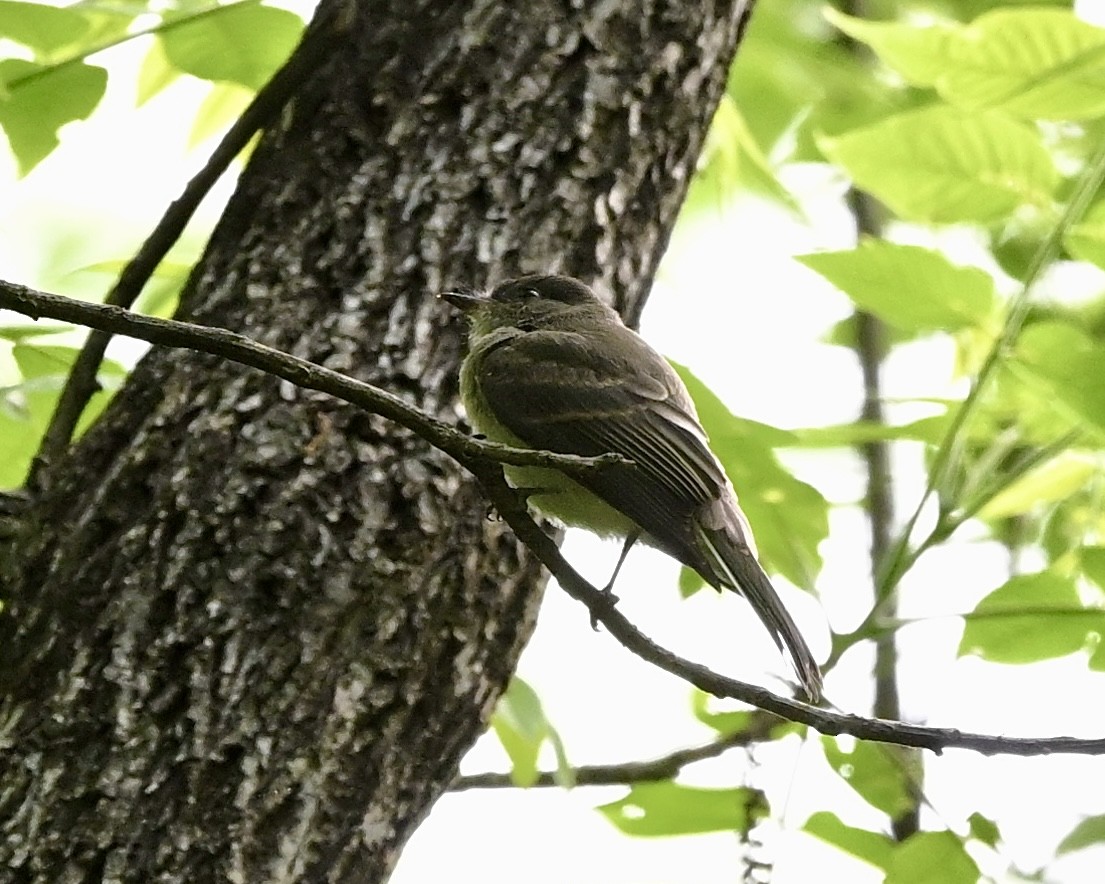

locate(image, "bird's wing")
[[478, 326, 728, 556]]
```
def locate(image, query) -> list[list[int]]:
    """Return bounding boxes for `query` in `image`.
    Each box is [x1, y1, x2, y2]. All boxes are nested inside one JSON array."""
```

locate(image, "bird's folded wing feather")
[[478, 327, 727, 553]]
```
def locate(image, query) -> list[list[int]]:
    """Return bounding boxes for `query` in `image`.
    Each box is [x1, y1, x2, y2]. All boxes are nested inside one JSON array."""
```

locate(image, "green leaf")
[[690, 692, 801, 741], [824, 8, 955, 87], [0, 58, 108, 175], [188, 81, 254, 146], [546, 726, 571, 788], [63, 5, 135, 49], [160, 2, 304, 90], [1091, 635, 1105, 672], [673, 362, 828, 590], [942, 0, 1072, 18], [967, 812, 1000, 848], [731, 0, 910, 162], [822, 737, 914, 818], [1081, 546, 1105, 591], [490, 677, 572, 788], [2, 344, 85, 485], [0, 0, 89, 54], [977, 452, 1098, 519], [13, 343, 84, 389], [683, 94, 801, 218], [1059, 814, 1105, 854], [690, 690, 753, 737], [798, 241, 998, 333], [824, 311, 919, 349], [598, 782, 764, 837], [1041, 493, 1105, 565], [490, 678, 545, 787], [1064, 198, 1105, 270], [730, 0, 858, 151], [0, 325, 73, 343], [14, 342, 125, 396], [1015, 321, 1105, 435], [678, 565, 706, 598], [716, 95, 800, 211], [136, 37, 181, 106], [959, 571, 1105, 663], [804, 811, 894, 871], [938, 9, 1105, 121], [819, 106, 1059, 223], [886, 831, 980, 884], [68, 259, 191, 319], [992, 216, 1055, 280], [0, 407, 41, 488], [1, 343, 126, 486], [790, 415, 949, 448]]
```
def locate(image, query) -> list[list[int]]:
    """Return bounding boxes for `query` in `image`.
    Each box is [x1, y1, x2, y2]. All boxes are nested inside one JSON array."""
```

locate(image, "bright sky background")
[[2, 6, 1104, 882]]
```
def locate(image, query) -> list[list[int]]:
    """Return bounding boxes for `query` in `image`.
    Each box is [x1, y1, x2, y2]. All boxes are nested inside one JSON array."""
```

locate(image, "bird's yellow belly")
[[502, 464, 638, 538], [461, 352, 638, 538]]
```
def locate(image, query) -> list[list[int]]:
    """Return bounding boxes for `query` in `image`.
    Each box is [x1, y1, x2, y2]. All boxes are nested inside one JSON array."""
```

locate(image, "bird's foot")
[[590, 583, 621, 631]]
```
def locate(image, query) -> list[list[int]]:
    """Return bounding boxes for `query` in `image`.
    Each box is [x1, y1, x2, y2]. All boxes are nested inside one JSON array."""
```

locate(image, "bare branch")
[[3, 280, 1104, 757], [452, 719, 774, 791]]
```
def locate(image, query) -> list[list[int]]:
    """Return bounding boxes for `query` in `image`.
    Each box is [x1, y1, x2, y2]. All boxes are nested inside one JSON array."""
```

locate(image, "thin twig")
[[452, 719, 775, 791], [3, 280, 1103, 756], [847, 247, 900, 719]]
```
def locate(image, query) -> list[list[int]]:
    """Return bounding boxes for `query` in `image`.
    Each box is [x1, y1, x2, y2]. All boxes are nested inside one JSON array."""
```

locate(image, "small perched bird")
[[442, 274, 822, 701]]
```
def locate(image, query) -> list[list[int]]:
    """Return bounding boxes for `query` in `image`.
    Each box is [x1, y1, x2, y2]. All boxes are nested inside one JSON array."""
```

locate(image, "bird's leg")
[[591, 529, 639, 630], [603, 530, 639, 595]]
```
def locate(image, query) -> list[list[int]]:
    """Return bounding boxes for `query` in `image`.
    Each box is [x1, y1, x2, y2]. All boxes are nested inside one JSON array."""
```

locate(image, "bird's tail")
[[696, 526, 822, 702]]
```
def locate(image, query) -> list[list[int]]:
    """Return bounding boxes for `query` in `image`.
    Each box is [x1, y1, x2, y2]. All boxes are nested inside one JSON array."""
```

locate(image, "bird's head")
[[440, 274, 608, 335]]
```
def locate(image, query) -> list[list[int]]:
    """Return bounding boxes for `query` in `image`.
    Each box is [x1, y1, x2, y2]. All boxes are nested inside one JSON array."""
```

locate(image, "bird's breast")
[[459, 351, 639, 539], [502, 464, 639, 538]]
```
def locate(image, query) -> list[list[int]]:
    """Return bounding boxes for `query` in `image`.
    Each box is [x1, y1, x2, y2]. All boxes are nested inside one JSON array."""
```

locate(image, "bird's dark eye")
[[522, 288, 540, 299]]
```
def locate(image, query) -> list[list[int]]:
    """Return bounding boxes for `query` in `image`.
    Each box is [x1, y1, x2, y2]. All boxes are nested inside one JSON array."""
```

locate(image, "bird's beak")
[[439, 287, 489, 313]]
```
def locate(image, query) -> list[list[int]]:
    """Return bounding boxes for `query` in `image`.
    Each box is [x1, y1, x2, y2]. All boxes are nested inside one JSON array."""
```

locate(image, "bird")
[[441, 274, 822, 701]]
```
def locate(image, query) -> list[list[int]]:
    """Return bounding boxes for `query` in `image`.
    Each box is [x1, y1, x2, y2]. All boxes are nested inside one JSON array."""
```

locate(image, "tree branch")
[[452, 719, 775, 791], [1, 281, 624, 476], [3, 280, 1104, 757], [841, 46, 918, 827]]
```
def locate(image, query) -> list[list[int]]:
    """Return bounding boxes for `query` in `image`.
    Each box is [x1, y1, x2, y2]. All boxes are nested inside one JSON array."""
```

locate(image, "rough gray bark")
[[0, 0, 754, 880]]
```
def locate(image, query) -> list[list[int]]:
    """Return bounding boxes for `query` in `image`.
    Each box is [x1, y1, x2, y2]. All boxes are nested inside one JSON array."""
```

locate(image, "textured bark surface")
[[0, 0, 753, 880]]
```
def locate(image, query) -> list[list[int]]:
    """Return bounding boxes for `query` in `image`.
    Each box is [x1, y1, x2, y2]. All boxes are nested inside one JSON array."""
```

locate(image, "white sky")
[[1, 7, 1103, 883]]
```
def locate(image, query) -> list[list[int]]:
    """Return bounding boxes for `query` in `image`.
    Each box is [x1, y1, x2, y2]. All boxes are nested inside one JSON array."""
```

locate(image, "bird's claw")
[[589, 584, 620, 631]]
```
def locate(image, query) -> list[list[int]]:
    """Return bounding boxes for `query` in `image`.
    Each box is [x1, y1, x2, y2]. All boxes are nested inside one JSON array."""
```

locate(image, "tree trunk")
[[0, 1, 754, 880]]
